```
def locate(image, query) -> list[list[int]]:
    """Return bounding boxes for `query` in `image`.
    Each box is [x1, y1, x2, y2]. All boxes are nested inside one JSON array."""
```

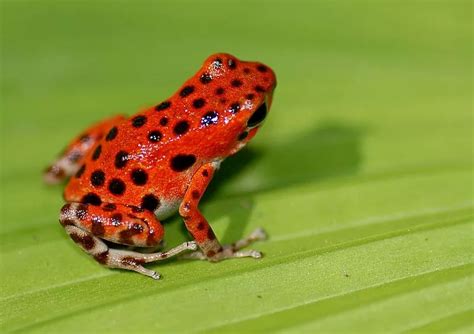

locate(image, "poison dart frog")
[[44, 53, 277, 279]]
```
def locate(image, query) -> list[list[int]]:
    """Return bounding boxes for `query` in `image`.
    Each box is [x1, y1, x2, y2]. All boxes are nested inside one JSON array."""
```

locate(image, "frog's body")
[[45, 53, 276, 279]]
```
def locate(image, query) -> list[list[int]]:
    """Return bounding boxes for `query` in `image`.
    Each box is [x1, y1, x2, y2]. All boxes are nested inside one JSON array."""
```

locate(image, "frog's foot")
[[180, 227, 267, 261], [64, 225, 196, 279], [60, 202, 197, 279]]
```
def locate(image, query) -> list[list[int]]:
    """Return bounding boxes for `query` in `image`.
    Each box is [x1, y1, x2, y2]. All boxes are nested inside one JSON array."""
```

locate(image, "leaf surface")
[[1, 1, 472, 333]]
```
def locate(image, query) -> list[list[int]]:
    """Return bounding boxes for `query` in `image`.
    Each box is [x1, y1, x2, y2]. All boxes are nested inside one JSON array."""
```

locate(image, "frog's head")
[[194, 53, 277, 153]]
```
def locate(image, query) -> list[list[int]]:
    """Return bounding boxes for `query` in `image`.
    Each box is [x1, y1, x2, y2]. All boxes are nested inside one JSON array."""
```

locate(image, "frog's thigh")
[[60, 202, 196, 279], [44, 115, 125, 184], [179, 163, 267, 261], [60, 202, 165, 247]]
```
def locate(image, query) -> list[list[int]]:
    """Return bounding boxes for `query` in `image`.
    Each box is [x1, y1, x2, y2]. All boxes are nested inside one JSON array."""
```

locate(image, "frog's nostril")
[[247, 103, 267, 128]]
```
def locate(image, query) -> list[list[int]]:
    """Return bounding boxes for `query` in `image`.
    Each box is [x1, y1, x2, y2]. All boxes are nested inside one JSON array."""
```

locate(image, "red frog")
[[44, 53, 276, 279]]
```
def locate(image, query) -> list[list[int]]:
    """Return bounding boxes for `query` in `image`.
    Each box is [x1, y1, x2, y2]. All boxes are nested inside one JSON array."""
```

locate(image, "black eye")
[[247, 103, 267, 128]]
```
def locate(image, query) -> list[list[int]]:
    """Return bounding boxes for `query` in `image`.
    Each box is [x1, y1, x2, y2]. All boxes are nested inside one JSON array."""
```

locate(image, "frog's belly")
[[154, 199, 181, 220]]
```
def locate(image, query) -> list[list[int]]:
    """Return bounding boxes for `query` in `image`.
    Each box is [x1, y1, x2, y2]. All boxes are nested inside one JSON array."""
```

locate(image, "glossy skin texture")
[[45, 53, 276, 279]]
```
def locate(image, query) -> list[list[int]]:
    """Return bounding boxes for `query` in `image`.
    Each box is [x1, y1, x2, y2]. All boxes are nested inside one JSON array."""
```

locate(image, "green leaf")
[[1, 1, 472, 333]]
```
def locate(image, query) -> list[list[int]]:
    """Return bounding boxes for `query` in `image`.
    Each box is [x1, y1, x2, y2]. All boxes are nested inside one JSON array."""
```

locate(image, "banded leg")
[[60, 202, 166, 247], [60, 202, 197, 279], [64, 225, 196, 279], [44, 115, 125, 184], [179, 163, 267, 261]]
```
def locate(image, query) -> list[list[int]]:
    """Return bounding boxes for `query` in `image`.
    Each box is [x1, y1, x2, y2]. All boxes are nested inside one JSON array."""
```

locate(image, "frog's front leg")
[[179, 163, 267, 261], [60, 202, 197, 279]]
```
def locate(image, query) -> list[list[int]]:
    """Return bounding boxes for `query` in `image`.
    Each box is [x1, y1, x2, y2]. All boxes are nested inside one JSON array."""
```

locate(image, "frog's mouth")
[[247, 102, 267, 128]]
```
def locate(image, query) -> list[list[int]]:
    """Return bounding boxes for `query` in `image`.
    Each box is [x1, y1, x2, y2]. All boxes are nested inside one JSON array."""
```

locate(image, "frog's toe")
[[187, 241, 198, 251], [232, 249, 263, 259], [249, 227, 267, 241], [151, 271, 161, 280]]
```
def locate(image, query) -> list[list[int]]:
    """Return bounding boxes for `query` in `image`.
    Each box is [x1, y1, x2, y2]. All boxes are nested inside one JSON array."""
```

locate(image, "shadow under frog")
[[174, 120, 365, 244]]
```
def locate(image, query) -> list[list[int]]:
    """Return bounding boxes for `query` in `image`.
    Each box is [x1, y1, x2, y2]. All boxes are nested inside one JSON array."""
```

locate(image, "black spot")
[[229, 103, 240, 114], [248, 103, 267, 127], [238, 131, 248, 141], [45, 165, 65, 179], [207, 229, 216, 240], [215, 87, 225, 95], [174, 120, 190, 135], [131, 115, 147, 128], [257, 65, 268, 73], [193, 98, 206, 109], [255, 85, 265, 93], [82, 193, 102, 206], [60, 218, 74, 227], [133, 224, 144, 233], [246, 93, 255, 100], [197, 222, 206, 230], [91, 217, 105, 236], [212, 58, 223, 69], [108, 178, 126, 195], [70, 233, 95, 250], [105, 126, 118, 141], [68, 150, 82, 163], [228, 58, 236, 69], [202, 169, 209, 177], [131, 169, 148, 186], [180, 85, 195, 97], [90, 170, 105, 187], [160, 117, 169, 126], [148, 130, 162, 142], [200, 73, 212, 84], [79, 134, 90, 143], [102, 203, 116, 212], [130, 206, 144, 213], [94, 251, 109, 264], [231, 79, 242, 87], [243, 68, 251, 74], [61, 203, 72, 218], [141, 194, 160, 211], [75, 164, 86, 178], [155, 101, 171, 111], [75, 203, 88, 220], [191, 190, 200, 199], [206, 250, 216, 258], [171, 154, 196, 172], [92, 145, 102, 161], [114, 151, 128, 169], [111, 213, 123, 226], [121, 255, 145, 265], [201, 111, 218, 126]]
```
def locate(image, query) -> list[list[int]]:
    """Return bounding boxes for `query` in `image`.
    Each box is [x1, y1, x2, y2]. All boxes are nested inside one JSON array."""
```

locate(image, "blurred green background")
[[1, 0, 472, 333]]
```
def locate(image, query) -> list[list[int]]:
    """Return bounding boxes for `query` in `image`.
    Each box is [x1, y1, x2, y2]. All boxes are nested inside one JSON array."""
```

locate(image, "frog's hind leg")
[[179, 163, 267, 262], [60, 202, 197, 279], [44, 115, 126, 184]]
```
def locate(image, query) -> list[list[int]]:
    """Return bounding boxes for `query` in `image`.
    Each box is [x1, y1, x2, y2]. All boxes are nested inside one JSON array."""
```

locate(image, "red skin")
[[47, 53, 276, 276], [65, 54, 275, 206]]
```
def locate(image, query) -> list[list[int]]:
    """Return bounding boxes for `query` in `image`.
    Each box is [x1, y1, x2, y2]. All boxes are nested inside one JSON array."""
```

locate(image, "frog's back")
[[64, 53, 276, 210], [63, 102, 225, 209]]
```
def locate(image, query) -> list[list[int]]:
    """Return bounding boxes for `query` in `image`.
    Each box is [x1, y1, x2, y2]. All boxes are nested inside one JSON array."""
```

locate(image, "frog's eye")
[[247, 103, 267, 128]]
